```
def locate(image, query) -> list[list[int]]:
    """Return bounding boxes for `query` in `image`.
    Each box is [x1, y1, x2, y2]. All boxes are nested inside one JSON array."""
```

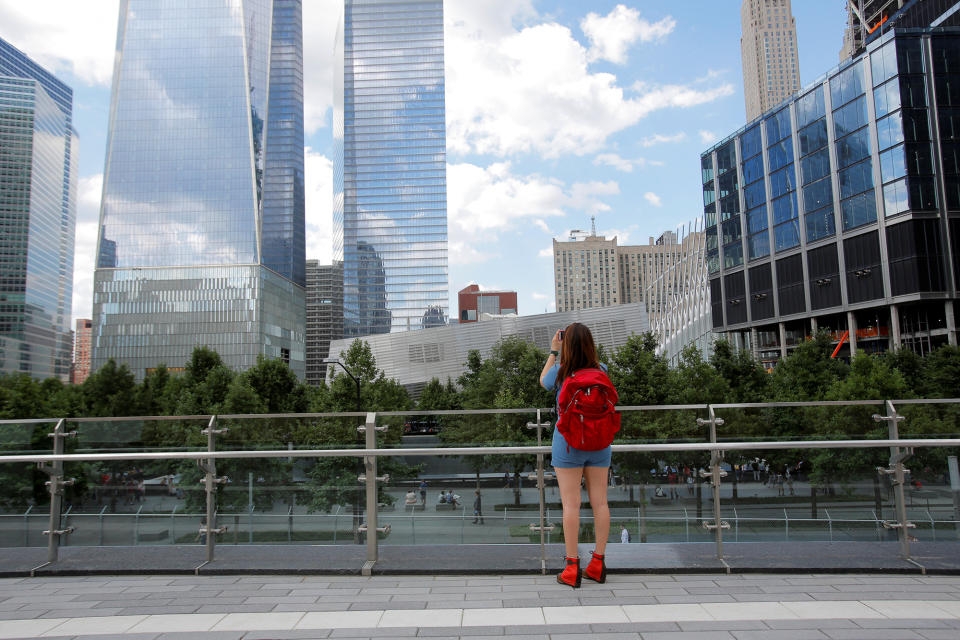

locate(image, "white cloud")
[[538, 246, 553, 258], [447, 162, 620, 262], [446, 9, 732, 158], [699, 130, 719, 144], [449, 242, 497, 266], [593, 153, 635, 173], [644, 192, 663, 207], [71, 174, 104, 321], [531, 292, 549, 300], [640, 132, 686, 147], [0, 2, 119, 86], [305, 148, 333, 263], [581, 5, 675, 64]]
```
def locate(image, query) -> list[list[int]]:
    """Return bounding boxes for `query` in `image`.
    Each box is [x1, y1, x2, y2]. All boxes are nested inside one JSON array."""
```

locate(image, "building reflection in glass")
[[334, 0, 449, 337]]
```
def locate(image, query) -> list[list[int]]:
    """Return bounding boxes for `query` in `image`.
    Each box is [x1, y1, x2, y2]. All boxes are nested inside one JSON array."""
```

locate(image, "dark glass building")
[[703, 28, 960, 366], [0, 38, 76, 381], [92, 0, 306, 379], [305, 260, 343, 387], [334, 0, 449, 337]]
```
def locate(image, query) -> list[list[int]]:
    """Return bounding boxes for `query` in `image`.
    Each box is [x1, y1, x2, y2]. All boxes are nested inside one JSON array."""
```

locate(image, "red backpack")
[[555, 368, 621, 451]]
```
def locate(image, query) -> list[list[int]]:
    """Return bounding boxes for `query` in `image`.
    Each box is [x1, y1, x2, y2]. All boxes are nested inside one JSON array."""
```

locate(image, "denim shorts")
[[550, 428, 612, 469]]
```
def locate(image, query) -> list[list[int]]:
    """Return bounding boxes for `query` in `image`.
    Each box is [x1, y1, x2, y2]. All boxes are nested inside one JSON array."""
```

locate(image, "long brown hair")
[[557, 322, 599, 382]]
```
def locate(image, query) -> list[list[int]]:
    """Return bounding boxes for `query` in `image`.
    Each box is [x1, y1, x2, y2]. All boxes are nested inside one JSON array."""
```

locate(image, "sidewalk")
[[2, 571, 960, 639]]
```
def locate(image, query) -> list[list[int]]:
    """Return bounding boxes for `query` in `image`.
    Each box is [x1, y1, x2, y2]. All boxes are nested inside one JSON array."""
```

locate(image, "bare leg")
[[584, 466, 610, 555], [555, 466, 584, 558]]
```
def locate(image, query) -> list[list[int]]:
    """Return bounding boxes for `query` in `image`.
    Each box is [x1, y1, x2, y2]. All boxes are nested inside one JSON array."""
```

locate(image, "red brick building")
[[458, 284, 518, 323], [72, 319, 92, 384]]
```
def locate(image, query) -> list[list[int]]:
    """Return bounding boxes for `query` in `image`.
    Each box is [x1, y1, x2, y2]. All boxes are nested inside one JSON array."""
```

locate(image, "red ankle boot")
[[584, 550, 606, 583], [556, 556, 581, 588]]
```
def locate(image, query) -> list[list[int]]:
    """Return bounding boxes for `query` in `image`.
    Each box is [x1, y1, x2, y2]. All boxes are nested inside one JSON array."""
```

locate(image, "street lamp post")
[[322, 357, 363, 543]]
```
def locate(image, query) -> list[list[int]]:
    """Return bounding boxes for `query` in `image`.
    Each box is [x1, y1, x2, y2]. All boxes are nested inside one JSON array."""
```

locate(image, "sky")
[[0, 0, 850, 325]]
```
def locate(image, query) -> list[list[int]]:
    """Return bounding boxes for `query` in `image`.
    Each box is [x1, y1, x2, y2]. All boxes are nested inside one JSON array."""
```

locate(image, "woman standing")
[[539, 322, 611, 588]]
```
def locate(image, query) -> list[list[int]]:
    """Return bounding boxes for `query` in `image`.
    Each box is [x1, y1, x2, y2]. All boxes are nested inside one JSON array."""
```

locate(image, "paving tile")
[[0, 610, 42, 620], [125, 612, 226, 634], [350, 601, 425, 611], [543, 605, 629, 625], [273, 603, 353, 612], [622, 603, 713, 623], [764, 620, 859, 630], [640, 632, 735, 640], [446, 600, 503, 609], [822, 630, 924, 640], [417, 625, 504, 636], [0, 617, 67, 639], [779, 601, 883, 619], [918, 631, 960, 640], [116, 606, 204, 616], [655, 595, 737, 604], [39, 608, 125, 618], [862, 600, 960, 618], [156, 632, 245, 640], [296, 610, 384, 629], [211, 611, 305, 631], [243, 631, 334, 639], [731, 631, 827, 640], [244, 595, 319, 604], [550, 634, 640, 640], [195, 603, 277, 614], [592, 623, 680, 633], [678, 620, 768, 631], [328, 627, 419, 637], [462, 606, 543, 626], [43, 613, 147, 635]]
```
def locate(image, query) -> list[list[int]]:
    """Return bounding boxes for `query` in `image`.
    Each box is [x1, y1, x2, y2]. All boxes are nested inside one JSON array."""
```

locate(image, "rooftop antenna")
[[590, 216, 596, 237]]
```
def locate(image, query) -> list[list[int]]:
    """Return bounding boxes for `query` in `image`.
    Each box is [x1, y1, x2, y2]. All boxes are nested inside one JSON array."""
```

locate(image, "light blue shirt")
[[541, 362, 607, 399]]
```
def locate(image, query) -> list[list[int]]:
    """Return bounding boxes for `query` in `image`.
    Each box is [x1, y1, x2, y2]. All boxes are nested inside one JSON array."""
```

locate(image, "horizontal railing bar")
[[3, 398, 959, 427], [711, 400, 885, 408], [2, 438, 959, 464], [885, 398, 960, 405]]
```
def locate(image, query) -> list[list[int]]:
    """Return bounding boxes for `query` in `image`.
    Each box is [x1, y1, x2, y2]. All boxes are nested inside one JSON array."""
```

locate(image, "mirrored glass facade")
[[0, 39, 76, 381], [334, 0, 449, 337], [92, 0, 306, 379], [702, 29, 960, 361]]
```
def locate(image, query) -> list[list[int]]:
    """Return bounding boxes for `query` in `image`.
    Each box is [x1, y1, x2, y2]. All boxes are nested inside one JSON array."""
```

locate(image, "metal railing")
[[1, 399, 958, 575]]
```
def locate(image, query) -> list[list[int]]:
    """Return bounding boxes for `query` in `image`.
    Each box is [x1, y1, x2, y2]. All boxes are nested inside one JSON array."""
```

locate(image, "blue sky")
[[0, 0, 848, 324]]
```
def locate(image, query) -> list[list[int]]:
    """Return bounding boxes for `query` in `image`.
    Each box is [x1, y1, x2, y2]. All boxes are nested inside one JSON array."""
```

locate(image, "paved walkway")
[[2, 572, 960, 639]]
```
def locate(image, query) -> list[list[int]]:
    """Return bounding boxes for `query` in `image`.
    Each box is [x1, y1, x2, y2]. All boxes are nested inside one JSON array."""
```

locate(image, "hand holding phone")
[[558, 330, 565, 341]]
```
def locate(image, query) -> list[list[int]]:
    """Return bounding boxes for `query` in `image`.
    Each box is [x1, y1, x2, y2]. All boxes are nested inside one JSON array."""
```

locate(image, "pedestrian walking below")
[[472, 490, 484, 524]]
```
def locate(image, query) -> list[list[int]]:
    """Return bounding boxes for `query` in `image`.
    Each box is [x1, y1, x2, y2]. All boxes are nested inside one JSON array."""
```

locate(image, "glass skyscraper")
[[0, 38, 77, 381], [334, 0, 449, 337], [92, 0, 306, 379]]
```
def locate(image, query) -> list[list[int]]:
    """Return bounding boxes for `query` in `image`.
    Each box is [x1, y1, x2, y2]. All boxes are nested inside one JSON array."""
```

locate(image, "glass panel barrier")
[[68, 417, 209, 547], [612, 406, 713, 544], [379, 410, 542, 545], [0, 420, 56, 547], [222, 414, 365, 545]]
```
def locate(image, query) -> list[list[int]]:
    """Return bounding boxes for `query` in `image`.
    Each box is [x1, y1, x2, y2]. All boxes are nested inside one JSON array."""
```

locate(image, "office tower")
[[0, 38, 77, 381], [840, 0, 960, 60], [741, 0, 801, 121], [702, 29, 960, 366], [553, 228, 685, 314], [73, 319, 92, 384], [334, 0, 449, 337], [92, 0, 306, 379], [305, 260, 343, 387], [458, 285, 518, 323]]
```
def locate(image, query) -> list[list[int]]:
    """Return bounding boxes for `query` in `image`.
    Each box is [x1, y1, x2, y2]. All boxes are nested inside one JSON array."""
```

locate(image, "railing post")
[[874, 401, 914, 560], [697, 407, 728, 562], [23, 505, 32, 547], [39, 419, 76, 565], [526, 410, 554, 575], [358, 412, 389, 576], [199, 415, 228, 566]]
